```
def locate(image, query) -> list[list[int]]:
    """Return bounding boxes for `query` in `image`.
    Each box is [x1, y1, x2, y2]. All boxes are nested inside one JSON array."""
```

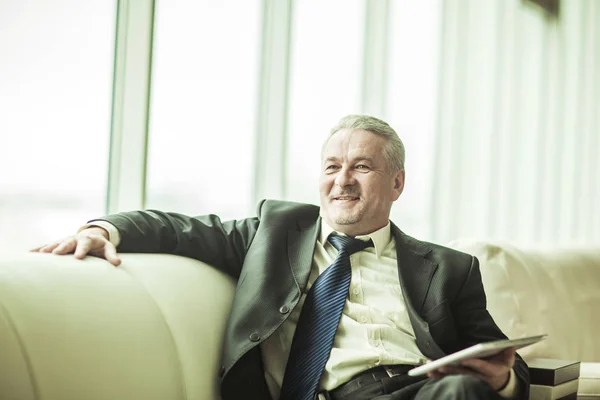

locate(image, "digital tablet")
[[407, 334, 547, 376]]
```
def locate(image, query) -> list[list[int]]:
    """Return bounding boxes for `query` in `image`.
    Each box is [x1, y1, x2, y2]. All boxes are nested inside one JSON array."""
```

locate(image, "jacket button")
[[279, 305, 290, 314], [249, 333, 261, 342]]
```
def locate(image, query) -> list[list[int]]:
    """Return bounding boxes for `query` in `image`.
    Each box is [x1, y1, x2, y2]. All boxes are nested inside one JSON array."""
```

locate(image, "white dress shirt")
[[83, 219, 518, 398], [260, 221, 428, 398]]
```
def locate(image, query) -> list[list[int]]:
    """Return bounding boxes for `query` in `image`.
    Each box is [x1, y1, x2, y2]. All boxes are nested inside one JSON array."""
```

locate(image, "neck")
[[326, 220, 389, 237]]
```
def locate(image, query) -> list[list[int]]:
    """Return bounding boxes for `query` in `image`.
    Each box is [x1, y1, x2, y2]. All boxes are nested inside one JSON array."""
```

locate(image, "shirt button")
[[360, 316, 368, 323], [352, 288, 360, 295], [279, 305, 290, 314], [249, 333, 260, 342], [374, 360, 381, 366]]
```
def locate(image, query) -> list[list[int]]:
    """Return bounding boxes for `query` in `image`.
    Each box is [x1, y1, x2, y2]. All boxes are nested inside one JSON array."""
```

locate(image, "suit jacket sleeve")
[[92, 206, 261, 280], [452, 256, 530, 399]]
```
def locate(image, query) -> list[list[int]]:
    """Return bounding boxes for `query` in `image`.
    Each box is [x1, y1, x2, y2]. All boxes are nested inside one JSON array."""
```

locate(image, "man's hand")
[[427, 347, 516, 391], [31, 227, 121, 267]]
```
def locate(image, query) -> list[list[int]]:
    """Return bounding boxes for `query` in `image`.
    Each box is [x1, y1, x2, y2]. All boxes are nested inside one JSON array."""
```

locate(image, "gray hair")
[[326, 114, 405, 172]]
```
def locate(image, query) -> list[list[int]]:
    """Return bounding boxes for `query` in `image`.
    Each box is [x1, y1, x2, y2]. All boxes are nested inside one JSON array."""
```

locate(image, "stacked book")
[[529, 359, 581, 400]]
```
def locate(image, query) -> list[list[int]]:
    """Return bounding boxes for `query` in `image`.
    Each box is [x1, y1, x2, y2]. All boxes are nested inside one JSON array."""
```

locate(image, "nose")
[[334, 166, 356, 188]]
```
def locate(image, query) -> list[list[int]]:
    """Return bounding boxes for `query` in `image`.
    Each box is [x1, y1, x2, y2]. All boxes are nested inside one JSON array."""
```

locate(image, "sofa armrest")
[[0, 252, 235, 400]]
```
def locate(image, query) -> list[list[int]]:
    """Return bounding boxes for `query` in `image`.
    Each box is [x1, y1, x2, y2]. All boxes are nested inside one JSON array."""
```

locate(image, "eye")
[[325, 164, 340, 171], [356, 164, 369, 170]]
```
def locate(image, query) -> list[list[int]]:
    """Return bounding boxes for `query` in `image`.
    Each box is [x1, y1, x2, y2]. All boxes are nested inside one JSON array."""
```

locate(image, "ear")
[[391, 170, 405, 200]]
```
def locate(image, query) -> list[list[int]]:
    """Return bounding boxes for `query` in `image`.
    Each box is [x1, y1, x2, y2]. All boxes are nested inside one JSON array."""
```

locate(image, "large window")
[[285, 0, 365, 205], [385, 0, 442, 239], [146, 1, 261, 220], [0, 1, 116, 251]]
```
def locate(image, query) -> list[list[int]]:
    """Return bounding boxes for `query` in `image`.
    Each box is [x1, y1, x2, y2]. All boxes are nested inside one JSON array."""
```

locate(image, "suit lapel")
[[287, 219, 438, 308], [286, 218, 446, 358], [392, 224, 446, 359], [287, 217, 320, 293], [393, 224, 437, 314]]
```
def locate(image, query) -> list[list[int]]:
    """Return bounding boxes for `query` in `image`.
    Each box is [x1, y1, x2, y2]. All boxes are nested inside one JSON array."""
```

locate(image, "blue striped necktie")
[[279, 235, 374, 400]]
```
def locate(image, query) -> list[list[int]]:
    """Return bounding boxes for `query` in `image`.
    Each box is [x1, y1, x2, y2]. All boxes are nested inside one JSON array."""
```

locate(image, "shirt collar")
[[319, 220, 392, 258]]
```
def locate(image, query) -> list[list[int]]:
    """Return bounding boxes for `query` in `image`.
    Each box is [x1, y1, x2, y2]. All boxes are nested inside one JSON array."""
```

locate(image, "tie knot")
[[328, 235, 373, 255]]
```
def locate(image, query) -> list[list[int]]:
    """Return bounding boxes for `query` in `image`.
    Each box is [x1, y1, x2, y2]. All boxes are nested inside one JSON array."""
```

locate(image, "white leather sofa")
[[0, 241, 598, 400], [449, 240, 600, 400]]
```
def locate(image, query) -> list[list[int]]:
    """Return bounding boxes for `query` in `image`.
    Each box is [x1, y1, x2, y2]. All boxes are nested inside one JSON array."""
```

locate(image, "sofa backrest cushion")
[[448, 240, 600, 362]]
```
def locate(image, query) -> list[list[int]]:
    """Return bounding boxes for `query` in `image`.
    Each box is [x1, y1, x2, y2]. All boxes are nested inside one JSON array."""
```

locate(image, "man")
[[34, 115, 529, 399]]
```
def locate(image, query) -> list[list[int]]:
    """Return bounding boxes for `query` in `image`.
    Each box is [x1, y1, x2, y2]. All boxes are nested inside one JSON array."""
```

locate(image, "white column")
[[361, 0, 391, 117], [252, 0, 294, 203], [106, 0, 155, 214]]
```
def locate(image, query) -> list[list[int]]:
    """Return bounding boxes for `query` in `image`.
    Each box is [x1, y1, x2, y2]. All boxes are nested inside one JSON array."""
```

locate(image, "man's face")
[[319, 129, 404, 236]]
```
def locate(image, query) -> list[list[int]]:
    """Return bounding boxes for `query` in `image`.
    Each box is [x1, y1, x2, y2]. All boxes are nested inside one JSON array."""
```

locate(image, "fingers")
[[427, 362, 510, 392], [31, 232, 121, 268], [496, 347, 516, 364], [460, 348, 515, 376], [458, 349, 514, 391], [33, 240, 63, 253], [433, 365, 487, 381], [484, 347, 516, 364], [440, 365, 483, 376], [102, 243, 122, 267], [53, 237, 79, 255], [73, 235, 96, 259], [426, 348, 516, 389], [427, 371, 444, 380], [77, 235, 121, 267]]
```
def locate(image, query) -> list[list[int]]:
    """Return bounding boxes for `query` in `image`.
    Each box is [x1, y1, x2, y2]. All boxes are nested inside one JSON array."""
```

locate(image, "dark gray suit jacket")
[[98, 199, 529, 400]]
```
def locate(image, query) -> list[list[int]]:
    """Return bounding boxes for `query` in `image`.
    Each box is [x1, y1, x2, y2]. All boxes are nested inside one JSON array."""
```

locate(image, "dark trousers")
[[328, 374, 505, 400]]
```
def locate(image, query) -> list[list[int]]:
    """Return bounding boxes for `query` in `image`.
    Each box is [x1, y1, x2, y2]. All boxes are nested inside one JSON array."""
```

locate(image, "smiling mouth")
[[332, 196, 359, 201]]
